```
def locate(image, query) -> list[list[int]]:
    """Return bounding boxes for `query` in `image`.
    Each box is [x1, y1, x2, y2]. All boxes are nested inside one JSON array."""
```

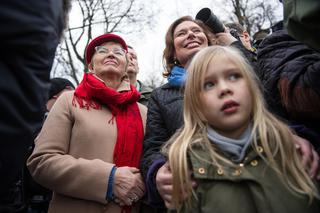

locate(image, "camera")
[[195, 8, 225, 34], [196, 8, 241, 41]]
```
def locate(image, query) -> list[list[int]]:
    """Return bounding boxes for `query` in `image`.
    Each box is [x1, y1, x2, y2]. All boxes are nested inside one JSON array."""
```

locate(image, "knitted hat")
[[49, 78, 75, 99], [85, 33, 128, 65]]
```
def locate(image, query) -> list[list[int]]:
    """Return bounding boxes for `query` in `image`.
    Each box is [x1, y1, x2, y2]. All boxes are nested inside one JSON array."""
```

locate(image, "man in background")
[[225, 22, 256, 52], [127, 45, 152, 106]]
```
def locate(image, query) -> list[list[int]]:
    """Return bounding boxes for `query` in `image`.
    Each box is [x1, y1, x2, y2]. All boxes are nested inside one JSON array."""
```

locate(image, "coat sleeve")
[[0, 0, 63, 197], [27, 93, 113, 205], [140, 89, 168, 208], [278, 48, 320, 119], [261, 31, 320, 120]]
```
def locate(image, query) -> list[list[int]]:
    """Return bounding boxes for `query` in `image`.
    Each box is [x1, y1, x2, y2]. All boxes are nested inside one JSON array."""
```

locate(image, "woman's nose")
[[105, 51, 116, 58], [187, 30, 196, 39]]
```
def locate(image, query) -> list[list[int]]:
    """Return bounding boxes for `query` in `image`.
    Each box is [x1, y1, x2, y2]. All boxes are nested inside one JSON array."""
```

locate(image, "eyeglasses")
[[95, 46, 126, 56]]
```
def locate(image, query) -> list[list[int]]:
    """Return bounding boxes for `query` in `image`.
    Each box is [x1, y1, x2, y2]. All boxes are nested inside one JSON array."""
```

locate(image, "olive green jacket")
[[284, 0, 320, 51], [181, 145, 320, 213]]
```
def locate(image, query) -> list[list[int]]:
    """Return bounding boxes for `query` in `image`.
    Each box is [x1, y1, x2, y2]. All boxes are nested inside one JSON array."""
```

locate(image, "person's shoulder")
[[59, 90, 74, 99], [153, 82, 179, 92], [137, 80, 152, 93], [259, 30, 291, 48], [137, 102, 147, 115], [151, 83, 174, 97], [54, 90, 75, 107]]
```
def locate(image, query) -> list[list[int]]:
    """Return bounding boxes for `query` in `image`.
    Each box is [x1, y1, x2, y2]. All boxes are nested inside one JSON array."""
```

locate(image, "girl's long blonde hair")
[[163, 46, 318, 210]]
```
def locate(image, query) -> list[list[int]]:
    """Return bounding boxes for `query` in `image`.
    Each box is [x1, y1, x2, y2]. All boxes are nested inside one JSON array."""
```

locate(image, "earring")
[[173, 58, 179, 65]]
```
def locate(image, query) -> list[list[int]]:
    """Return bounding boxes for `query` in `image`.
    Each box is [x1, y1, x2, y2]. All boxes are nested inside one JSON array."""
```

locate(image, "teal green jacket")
[[181, 145, 320, 213], [137, 80, 152, 106]]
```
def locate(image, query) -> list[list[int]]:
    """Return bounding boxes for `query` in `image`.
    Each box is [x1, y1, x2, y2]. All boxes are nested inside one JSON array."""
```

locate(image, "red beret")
[[85, 33, 128, 65]]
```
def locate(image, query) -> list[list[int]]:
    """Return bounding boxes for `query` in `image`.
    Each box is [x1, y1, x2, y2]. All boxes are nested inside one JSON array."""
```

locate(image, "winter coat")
[[137, 80, 153, 106], [141, 83, 184, 176], [140, 83, 183, 208], [284, 0, 320, 51], [183, 144, 320, 213], [27, 82, 147, 213], [257, 30, 320, 149]]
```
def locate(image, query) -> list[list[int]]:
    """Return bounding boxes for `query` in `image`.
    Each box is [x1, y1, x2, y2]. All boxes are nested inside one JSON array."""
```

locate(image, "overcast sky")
[[123, 0, 282, 83], [124, 0, 231, 83], [68, 0, 283, 84]]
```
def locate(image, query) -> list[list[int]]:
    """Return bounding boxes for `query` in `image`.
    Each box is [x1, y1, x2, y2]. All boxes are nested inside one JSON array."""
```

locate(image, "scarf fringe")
[[108, 114, 116, 124], [72, 95, 101, 110]]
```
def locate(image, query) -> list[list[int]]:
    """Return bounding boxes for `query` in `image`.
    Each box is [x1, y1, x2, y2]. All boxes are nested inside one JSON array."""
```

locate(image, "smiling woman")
[[27, 33, 148, 213], [89, 41, 128, 88], [171, 20, 208, 67]]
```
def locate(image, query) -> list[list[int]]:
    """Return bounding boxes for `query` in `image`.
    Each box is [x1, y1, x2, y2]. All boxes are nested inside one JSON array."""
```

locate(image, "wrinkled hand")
[[293, 135, 320, 179], [113, 167, 145, 206], [156, 162, 197, 209]]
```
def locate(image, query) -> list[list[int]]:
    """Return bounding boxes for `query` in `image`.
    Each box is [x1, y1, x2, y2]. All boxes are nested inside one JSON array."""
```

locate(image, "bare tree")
[[53, 0, 157, 85], [212, 0, 282, 36], [144, 72, 165, 89]]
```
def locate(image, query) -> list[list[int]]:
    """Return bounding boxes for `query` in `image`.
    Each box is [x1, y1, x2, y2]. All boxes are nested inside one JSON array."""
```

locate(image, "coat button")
[[217, 168, 224, 175], [250, 159, 258, 167], [232, 169, 242, 176], [198, 168, 205, 174], [257, 146, 264, 153]]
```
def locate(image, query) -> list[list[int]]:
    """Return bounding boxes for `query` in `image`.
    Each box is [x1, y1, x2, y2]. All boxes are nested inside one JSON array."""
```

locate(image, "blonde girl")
[[164, 46, 319, 212]]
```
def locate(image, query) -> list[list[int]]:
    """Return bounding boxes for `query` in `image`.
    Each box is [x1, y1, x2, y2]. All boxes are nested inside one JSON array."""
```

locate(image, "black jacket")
[[140, 83, 183, 209], [257, 30, 320, 148], [0, 0, 64, 210], [141, 83, 184, 178]]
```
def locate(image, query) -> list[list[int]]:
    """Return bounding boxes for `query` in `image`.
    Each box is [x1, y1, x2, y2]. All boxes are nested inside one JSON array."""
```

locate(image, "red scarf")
[[73, 73, 144, 168]]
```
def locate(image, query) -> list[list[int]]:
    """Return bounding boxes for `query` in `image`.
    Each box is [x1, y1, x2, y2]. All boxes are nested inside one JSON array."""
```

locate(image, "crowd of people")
[[0, 0, 319, 212]]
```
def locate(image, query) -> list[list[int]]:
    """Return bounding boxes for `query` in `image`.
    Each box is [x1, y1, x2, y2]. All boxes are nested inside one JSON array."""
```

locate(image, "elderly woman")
[[140, 16, 319, 211], [27, 33, 147, 213]]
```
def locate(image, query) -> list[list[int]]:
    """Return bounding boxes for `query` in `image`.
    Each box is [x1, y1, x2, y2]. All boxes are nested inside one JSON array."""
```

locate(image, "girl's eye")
[[204, 82, 215, 90], [229, 73, 241, 81]]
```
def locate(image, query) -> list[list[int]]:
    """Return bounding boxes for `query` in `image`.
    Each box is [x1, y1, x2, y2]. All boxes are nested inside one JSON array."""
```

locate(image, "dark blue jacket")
[[257, 29, 320, 150], [0, 0, 64, 210]]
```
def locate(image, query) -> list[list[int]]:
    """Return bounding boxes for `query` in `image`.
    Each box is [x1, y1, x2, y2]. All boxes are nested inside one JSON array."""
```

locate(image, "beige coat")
[[27, 83, 147, 213]]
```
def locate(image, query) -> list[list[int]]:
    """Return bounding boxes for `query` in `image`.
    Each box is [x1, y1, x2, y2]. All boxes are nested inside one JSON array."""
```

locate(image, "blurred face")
[[127, 47, 139, 76], [90, 41, 127, 80], [173, 21, 208, 67], [200, 56, 252, 139], [239, 31, 252, 50]]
